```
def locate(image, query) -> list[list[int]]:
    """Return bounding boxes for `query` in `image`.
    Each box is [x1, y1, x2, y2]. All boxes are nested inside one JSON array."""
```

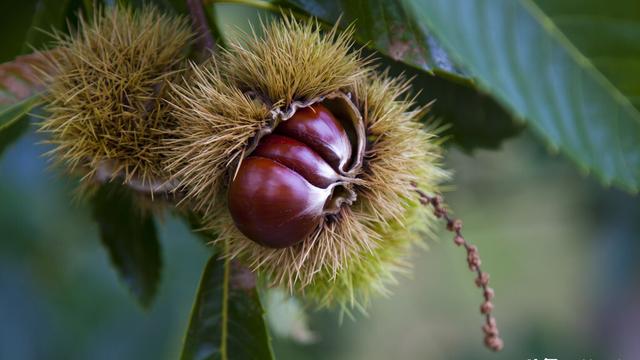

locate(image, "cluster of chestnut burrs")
[[36, 4, 503, 351]]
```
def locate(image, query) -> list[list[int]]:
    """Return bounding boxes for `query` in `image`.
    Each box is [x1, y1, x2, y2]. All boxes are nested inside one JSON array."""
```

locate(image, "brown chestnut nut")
[[252, 134, 343, 188], [275, 104, 352, 172], [228, 103, 355, 248]]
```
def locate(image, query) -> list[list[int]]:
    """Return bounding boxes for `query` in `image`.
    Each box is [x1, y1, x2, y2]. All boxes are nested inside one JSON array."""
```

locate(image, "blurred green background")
[[2, 3, 640, 360]]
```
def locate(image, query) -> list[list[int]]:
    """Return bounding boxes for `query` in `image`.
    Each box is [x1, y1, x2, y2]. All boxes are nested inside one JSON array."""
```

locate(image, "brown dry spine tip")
[[414, 187, 504, 352]]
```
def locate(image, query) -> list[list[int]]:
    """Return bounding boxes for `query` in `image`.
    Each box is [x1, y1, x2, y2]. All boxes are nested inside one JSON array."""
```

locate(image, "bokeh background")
[[2, 4, 640, 360]]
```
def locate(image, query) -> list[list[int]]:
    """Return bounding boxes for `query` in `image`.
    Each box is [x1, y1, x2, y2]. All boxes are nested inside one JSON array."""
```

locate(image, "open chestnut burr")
[[228, 98, 366, 249], [163, 16, 447, 309]]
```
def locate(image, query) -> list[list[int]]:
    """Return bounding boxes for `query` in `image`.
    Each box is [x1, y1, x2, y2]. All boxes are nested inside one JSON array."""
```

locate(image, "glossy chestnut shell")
[[228, 102, 361, 248]]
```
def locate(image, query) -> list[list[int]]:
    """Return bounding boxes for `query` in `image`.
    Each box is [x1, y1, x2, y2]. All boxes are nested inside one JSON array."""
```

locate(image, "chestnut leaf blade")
[[366, 51, 525, 152], [181, 256, 274, 360], [272, 0, 523, 151], [0, 0, 82, 63], [0, 96, 42, 157], [90, 182, 162, 308], [22, 0, 74, 52], [0, 49, 60, 157], [405, 0, 640, 193], [0, 0, 44, 63]]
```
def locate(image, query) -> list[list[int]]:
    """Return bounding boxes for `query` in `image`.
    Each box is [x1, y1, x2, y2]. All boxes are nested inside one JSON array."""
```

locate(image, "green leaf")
[[0, 96, 42, 156], [203, 1, 227, 48], [165, 0, 188, 13], [23, 0, 74, 51], [181, 256, 274, 360], [0, 96, 41, 132], [405, 0, 640, 192], [0, 0, 80, 63], [90, 182, 162, 307], [532, 1, 640, 110], [0, 0, 39, 62], [272, 0, 522, 150], [370, 52, 524, 150]]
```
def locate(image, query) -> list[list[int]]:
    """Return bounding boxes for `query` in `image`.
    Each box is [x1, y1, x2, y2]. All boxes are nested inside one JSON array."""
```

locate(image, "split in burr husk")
[[165, 16, 447, 309], [39, 5, 194, 190]]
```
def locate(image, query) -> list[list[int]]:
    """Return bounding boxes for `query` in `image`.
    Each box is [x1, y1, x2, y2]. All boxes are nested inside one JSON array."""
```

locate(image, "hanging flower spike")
[[415, 189, 504, 351]]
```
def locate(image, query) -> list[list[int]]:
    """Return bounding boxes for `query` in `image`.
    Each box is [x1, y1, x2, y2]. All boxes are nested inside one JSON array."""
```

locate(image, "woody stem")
[[186, 0, 217, 54]]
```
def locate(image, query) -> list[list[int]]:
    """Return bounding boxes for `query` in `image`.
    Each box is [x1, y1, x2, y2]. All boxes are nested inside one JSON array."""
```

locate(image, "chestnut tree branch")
[[186, 0, 216, 54]]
